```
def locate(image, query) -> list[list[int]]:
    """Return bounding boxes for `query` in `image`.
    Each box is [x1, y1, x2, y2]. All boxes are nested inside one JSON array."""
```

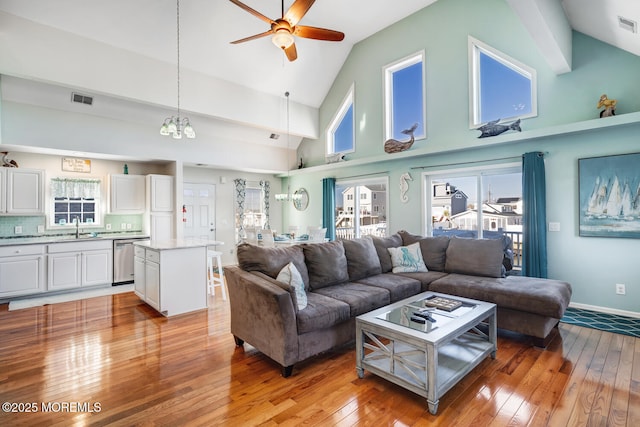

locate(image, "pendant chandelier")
[[159, 0, 195, 139], [275, 91, 301, 202]]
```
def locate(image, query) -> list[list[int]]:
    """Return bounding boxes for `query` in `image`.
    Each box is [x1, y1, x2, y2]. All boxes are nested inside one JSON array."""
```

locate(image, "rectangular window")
[[424, 164, 522, 271], [384, 51, 426, 141], [241, 187, 265, 229], [50, 178, 101, 227], [53, 197, 96, 225], [335, 177, 388, 240], [469, 36, 537, 127], [326, 84, 355, 155]]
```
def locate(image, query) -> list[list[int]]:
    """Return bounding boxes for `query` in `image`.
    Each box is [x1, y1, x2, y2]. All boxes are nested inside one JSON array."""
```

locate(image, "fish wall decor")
[[476, 118, 521, 138]]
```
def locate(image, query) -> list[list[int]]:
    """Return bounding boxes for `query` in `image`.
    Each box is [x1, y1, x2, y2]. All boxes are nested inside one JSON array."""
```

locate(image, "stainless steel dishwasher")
[[113, 238, 149, 284]]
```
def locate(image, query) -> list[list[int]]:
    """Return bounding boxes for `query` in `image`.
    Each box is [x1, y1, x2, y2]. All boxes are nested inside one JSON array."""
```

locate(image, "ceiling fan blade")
[[284, 43, 298, 62], [284, 0, 315, 27], [294, 25, 344, 42], [228, 0, 274, 25], [230, 30, 273, 44]]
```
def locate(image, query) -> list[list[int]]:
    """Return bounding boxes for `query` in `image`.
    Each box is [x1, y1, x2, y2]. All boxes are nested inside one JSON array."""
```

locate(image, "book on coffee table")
[[424, 296, 463, 312]]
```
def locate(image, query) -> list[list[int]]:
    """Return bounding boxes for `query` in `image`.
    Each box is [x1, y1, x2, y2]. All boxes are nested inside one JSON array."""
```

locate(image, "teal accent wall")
[[288, 0, 640, 314]]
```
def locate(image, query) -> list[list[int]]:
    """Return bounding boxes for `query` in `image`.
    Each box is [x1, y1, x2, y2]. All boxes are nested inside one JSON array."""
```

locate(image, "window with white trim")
[[424, 164, 523, 270], [50, 178, 102, 227], [468, 37, 537, 127], [326, 85, 354, 155], [335, 177, 388, 240], [384, 51, 426, 141]]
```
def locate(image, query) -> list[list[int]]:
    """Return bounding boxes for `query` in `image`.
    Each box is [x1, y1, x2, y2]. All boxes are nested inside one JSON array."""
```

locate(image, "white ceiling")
[[0, 0, 638, 163], [0, 0, 438, 109]]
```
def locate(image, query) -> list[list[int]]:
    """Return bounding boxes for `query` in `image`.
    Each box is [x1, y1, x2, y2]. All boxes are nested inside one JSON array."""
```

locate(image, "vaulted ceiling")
[[0, 0, 638, 158]]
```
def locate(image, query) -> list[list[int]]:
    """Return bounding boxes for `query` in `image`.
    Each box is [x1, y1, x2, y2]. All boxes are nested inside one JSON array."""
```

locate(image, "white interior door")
[[183, 183, 216, 240]]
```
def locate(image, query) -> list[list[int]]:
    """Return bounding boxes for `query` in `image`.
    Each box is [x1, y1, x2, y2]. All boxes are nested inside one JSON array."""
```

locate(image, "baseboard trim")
[[569, 302, 640, 319]]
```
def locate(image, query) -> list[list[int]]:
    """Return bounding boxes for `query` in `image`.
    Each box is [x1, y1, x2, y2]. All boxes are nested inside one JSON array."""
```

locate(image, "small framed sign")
[[62, 158, 91, 173]]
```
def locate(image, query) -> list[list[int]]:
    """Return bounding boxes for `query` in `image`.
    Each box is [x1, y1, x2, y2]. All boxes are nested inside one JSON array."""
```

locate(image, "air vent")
[[71, 92, 93, 105], [269, 133, 280, 140], [618, 16, 637, 33]]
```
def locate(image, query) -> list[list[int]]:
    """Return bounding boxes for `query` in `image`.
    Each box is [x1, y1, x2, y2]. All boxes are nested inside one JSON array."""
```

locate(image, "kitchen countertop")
[[134, 238, 224, 251], [0, 233, 150, 247]]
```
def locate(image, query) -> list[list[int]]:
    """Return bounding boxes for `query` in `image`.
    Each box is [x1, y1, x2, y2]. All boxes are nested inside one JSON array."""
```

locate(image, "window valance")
[[51, 178, 101, 199]]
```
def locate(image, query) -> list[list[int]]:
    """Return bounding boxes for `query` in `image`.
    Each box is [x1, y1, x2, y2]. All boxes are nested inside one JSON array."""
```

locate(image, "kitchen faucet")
[[75, 216, 80, 238]]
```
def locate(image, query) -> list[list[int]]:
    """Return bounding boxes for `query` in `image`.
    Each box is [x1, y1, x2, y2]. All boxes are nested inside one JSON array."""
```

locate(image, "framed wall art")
[[578, 152, 640, 238]]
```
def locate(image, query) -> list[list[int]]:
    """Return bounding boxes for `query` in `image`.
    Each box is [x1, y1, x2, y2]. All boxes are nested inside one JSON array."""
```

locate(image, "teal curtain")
[[322, 178, 336, 241], [522, 152, 547, 278]]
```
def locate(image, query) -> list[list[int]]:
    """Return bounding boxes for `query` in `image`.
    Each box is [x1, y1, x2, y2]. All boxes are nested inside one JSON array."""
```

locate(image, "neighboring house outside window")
[[335, 177, 388, 240], [424, 164, 522, 270]]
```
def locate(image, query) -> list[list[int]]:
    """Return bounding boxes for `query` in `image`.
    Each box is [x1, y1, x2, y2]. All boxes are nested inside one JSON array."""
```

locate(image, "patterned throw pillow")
[[387, 242, 428, 273], [276, 262, 307, 310]]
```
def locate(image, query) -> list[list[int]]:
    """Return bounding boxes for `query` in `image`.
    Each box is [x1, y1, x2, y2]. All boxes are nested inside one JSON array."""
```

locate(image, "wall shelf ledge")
[[287, 111, 640, 176]]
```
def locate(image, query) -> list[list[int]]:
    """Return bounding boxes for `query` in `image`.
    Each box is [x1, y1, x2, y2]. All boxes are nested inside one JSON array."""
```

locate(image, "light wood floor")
[[0, 290, 638, 426]]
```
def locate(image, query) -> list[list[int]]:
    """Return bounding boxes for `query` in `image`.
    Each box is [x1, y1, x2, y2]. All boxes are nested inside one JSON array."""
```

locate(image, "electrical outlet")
[[121, 223, 127, 230], [126, 223, 132, 230], [14, 226, 23, 234], [106, 224, 112, 230], [616, 284, 626, 295], [37, 225, 45, 233]]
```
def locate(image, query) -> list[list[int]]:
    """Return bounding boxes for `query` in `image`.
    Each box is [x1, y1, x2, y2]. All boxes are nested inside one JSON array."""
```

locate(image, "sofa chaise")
[[225, 231, 572, 376]]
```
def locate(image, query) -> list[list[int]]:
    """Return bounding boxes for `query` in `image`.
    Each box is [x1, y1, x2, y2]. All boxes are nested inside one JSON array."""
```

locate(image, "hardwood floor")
[[0, 290, 638, 426]]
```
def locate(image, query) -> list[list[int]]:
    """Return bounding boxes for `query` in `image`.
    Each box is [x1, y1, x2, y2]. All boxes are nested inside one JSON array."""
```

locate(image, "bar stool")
[[207, 249, 226, 300]]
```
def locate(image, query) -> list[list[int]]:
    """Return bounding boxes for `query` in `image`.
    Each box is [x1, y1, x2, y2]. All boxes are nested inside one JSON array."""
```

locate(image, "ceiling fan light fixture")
[[272, 29, 294, 49]]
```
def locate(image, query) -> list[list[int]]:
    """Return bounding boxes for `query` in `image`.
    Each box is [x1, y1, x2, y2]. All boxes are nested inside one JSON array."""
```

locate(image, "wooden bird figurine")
[[597, 94, 617, 117]]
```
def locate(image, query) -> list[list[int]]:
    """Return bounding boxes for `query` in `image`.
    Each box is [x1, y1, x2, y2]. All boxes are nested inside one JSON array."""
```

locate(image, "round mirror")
[[293, 188, 309, 211]]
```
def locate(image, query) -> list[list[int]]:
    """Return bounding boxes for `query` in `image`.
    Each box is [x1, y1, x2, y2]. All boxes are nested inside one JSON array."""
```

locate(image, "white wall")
[[183, 166, 283, 266]]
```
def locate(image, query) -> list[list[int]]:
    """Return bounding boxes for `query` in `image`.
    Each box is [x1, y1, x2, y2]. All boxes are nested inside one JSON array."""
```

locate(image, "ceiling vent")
[[618, 16, 637, 34], [71, 92, 93, 106]]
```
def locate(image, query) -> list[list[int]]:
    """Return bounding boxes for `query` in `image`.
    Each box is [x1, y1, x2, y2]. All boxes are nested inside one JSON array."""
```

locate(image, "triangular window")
[[327, 85, 355, 155], [469, 37, 537, 127]]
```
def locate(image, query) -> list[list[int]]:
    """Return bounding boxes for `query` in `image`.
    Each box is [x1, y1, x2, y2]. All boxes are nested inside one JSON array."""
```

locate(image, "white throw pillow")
[[387, 242, 428, 273], [276, 262, 307, 310]]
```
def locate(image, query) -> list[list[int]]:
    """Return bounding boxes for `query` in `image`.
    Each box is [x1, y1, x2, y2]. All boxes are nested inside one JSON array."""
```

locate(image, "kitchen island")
[[133, 239, 219, 317]]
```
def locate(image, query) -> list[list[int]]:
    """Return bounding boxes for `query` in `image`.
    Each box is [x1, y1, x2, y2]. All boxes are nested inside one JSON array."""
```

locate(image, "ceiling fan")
[[228, 0, 345, 62]]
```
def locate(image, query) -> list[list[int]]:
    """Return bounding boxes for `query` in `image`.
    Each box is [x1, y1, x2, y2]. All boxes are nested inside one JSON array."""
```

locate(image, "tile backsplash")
[[0, 214, 143, 239]]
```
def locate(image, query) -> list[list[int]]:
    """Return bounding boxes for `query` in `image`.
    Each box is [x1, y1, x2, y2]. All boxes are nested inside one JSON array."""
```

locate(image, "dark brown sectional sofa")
[[225, 231, 572, 377]]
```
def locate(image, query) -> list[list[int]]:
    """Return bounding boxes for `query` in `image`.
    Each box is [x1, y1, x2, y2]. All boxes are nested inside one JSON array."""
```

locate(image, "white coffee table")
[[355, 292, 497, 414]]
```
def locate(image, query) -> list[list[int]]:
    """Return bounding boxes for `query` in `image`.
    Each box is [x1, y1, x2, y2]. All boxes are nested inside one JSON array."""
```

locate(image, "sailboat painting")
[[579, 152, 640, 238]]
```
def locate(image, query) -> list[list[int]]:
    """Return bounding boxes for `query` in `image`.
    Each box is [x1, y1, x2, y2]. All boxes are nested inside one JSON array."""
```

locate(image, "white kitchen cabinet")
[[133, 246, 146, 299], [0, 168, 45, 214], [48, 240, 113, 290], [110, 174, 145, 213], [149, 213, 174, 242], [144, 251, 161, 311], [82, 249, 113, 286], [0, 169, 5, 213], [133, 242, 207, 317], [48, 252, 82, 290], [0, 244, 46, 297], [147, 174, 174, 212]]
